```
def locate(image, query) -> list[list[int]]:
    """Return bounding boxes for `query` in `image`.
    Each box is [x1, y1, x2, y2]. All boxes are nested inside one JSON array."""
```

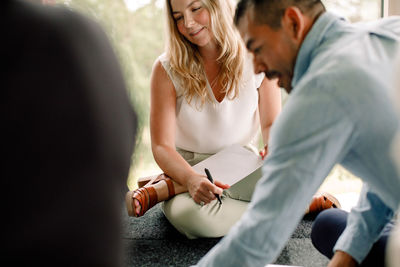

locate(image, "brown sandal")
[[125, 174, 175, 217], [305, 192, 341, 214], [137, 173, 166, 188]]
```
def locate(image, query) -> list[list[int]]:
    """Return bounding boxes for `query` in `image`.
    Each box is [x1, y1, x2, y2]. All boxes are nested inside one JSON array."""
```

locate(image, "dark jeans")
[[311, 209, 394, 267]]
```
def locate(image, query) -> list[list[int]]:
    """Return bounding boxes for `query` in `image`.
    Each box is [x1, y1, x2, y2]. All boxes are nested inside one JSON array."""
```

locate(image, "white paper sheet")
[[192, 144, 263, 186]]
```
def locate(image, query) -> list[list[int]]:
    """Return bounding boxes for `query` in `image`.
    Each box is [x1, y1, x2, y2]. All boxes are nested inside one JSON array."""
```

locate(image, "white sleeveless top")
[[159, 53, 264, 154]]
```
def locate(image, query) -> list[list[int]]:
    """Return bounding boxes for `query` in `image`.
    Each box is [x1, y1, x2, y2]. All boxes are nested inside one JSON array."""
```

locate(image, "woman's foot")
[[306, 192, 341, 214], [125, 174, 178, 217]]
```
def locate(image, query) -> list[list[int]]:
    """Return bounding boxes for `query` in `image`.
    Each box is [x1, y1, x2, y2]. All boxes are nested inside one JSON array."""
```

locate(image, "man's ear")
[[281, 6, 305, 44]]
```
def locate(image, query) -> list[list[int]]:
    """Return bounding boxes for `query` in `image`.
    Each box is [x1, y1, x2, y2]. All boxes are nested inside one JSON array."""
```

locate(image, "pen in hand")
[[204, 168, 222, 205]]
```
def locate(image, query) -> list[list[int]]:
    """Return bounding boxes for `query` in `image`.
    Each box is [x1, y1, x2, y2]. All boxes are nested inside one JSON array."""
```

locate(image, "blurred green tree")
[[56, 0, 165, 189]]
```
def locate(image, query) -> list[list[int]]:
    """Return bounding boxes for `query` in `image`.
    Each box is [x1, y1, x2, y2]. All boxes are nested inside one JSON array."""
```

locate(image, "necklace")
[[207, 65, 221, 90], [208, 68, 226, 102], [209, 74, 219, 89]]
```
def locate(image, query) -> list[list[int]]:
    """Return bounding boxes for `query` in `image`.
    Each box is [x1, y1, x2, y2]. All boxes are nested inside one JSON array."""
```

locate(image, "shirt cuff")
[[333, 225, 375, 264]]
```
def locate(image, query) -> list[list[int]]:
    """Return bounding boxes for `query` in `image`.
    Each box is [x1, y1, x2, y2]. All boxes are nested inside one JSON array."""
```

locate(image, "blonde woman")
[[126, 0, 339, 238]]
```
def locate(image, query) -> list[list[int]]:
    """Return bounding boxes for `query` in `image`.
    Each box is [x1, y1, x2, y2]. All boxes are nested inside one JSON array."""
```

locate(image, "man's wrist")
[[328, 250, 358, 267]]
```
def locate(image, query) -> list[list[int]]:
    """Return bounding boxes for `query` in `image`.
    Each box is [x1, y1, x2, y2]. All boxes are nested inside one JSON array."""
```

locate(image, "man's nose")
[[253, 56, 266, 74]]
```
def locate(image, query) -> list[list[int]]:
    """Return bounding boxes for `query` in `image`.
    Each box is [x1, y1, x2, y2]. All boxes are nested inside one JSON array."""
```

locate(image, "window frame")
[[383, 0, 400, 16]]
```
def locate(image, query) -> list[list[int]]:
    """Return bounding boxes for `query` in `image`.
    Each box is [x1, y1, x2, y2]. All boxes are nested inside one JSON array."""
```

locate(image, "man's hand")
[[328, 251, 357, 267]]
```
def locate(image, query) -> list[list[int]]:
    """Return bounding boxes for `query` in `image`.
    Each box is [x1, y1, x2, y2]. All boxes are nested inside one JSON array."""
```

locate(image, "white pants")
[[161, 146, 261, 239]]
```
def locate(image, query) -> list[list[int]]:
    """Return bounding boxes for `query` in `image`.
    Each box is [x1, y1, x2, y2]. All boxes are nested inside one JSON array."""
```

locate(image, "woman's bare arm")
[[150, 60, 223, 204], [258, 77, 281, 157]]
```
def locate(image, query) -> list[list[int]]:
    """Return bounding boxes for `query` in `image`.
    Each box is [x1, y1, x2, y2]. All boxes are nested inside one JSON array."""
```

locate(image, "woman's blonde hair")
[[165, 0, 246, 107]]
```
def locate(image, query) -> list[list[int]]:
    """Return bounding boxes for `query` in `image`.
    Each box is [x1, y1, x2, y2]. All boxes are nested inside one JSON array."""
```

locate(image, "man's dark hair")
[[234, 0, 325, 29]]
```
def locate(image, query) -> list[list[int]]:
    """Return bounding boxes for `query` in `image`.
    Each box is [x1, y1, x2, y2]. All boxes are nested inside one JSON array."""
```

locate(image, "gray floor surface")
[[121, 203, 329, 267]]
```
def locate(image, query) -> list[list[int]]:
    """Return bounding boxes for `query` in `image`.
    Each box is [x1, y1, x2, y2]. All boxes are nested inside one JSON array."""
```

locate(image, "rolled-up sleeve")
[[334, 184, 394, 263]]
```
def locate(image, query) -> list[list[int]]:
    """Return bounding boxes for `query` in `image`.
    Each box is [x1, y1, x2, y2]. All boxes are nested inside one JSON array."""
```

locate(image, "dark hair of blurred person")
[[2, 0, 137, 266]]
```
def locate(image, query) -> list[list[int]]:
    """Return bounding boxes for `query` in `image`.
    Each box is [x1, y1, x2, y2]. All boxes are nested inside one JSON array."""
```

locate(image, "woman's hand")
[[187, 174, 225, 205], [259, 144, 269, 160]]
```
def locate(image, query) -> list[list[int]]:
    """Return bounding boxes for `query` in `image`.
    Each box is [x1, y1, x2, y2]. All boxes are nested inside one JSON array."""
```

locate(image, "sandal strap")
[[138, 173, 168, 188], [132, 187, 158, 217], [138, 174, 161, 188], [142, 173, 175, 199], [322, 192, 341, 208], [146, 186, 158, 210], [151, 174, 175, 199], [132, 174, 176, 216], [306, 192, 341, 214], [164, 178, 175, 199], [131, 188, 146, 217]]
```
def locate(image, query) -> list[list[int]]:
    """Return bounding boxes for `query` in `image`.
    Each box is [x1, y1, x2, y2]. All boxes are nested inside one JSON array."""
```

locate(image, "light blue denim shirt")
[[196, 12, 400, 266]]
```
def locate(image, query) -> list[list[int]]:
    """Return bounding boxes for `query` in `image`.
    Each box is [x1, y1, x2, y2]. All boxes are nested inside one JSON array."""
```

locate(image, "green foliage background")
[[55, 0, 165, 189]]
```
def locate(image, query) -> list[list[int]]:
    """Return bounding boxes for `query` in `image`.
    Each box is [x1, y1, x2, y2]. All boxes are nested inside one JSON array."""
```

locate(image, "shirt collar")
[[291, 12, 344, 89]]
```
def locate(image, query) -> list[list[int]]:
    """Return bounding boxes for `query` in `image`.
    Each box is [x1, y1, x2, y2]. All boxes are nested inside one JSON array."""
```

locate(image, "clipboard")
[[192, 144, 263, 186]]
